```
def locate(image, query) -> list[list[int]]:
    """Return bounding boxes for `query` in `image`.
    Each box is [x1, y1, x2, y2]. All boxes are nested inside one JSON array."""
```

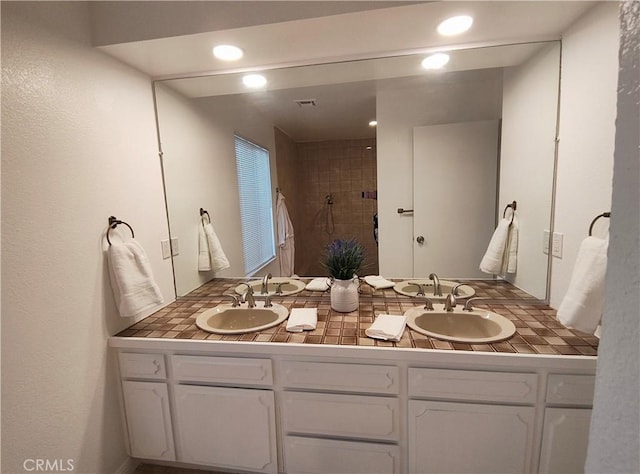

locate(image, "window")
[[234, 135, 276, 275]]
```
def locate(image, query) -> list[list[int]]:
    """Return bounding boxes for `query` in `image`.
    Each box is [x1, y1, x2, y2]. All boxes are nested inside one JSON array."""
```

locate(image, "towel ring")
[[200, 208, 211, 224], [503, 201, 517, 225], [588, 212, 611, 236], [106, 216, 135, 246]]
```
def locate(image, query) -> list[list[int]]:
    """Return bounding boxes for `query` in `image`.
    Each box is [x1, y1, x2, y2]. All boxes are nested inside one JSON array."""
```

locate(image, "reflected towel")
[[557, 236, 608, 335], [198, 223, 211, 271], [366, 314, 407, 341], [286, 308, 318, 332], [108, 239, 164, 318], [480, 218, 515, 275], [203, 222, 230, 272], [306, 277, 330, 291], [364, 275, 395, 290]]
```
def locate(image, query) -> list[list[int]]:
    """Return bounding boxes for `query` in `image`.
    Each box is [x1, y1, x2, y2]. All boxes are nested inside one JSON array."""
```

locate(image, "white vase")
[[330, 277, 359, 313]]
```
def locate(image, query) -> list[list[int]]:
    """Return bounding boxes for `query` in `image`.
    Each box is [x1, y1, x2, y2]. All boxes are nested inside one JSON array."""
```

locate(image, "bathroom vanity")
[[110, 279, 597, 474]]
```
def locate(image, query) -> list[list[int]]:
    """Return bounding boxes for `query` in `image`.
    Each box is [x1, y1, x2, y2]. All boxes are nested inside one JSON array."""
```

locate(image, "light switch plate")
[[543, 230, 550, 255], [161, 239, 171, 259], [170, 237, 179, 256], [552, 232, 563, 258]]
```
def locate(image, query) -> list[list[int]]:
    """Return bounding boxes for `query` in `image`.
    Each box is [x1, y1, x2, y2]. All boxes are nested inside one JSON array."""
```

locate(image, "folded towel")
[[286, 308, 318, 332], [364, 275, 395, 290], [108, 239, 164, 318], [198, 223, 211, 271], [306, 277, 329, 291], [557, 236, 608, 334], [365, 314, 407, 341], [203, 222, 230, 272], [480, 218, 513, 275]]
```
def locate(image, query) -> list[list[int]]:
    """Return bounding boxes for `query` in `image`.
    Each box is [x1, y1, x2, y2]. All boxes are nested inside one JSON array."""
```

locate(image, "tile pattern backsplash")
[[117, 279, 598, 356]]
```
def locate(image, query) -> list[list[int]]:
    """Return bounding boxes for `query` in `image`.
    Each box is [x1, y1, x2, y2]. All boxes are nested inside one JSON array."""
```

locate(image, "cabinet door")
[[409, 400, 536, 474], [122, 381, 175, 461], [174, 385, 277, 473], [539, 408, 592, 474]]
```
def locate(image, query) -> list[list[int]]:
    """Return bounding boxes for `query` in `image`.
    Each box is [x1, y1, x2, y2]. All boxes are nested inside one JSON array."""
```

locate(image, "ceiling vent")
[[295, 99, 317, 107]]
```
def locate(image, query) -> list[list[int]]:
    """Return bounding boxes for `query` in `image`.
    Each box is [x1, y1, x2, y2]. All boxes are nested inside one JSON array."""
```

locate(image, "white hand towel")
[[306, 277, 330, 291], [286, 308, 318, 332], [480, 218, 511, 275], [557, 236, 608, 334], [108, 239, 164, 318], [364, 275, 395, 290], [506, 217, 519, 274], [203, 222, 230, 272], [198, 223, 211, 271], [366, 314, 407, 341]]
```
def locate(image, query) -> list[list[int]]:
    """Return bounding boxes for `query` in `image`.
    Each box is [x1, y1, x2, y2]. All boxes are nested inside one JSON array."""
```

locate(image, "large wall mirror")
[[154, 40, 560, 299]]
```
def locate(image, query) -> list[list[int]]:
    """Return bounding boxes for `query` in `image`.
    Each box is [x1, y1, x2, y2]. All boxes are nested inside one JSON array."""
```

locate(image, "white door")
[[413, 121, 499, 277], [539, 408, 592, 474], [408, 400, 536, 474], [174, 385, 278, 473], [122, 381, 175, 461]]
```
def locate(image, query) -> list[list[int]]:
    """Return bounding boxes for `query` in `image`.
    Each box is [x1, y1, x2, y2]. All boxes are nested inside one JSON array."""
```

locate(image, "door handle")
[[416, 236, 425, 244]]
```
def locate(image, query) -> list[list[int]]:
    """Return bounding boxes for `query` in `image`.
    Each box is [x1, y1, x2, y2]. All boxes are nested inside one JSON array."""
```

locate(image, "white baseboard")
[[113, 457, 139, 474]]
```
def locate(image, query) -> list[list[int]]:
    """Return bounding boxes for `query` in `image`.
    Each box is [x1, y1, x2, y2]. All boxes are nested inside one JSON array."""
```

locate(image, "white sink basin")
[[196, 302, 289, 335], [234, 278, 306, 297], [393, 279, 475, 300], [404, 305, 516, 343]]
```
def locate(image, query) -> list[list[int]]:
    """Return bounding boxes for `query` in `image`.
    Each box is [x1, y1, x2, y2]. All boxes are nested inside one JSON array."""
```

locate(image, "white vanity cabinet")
[[279, 360, 402, 474], [538, 374, 596, 474], [110, 339, 597, 474], [118, 353, 175, 461], [407, 368, 538, 474]]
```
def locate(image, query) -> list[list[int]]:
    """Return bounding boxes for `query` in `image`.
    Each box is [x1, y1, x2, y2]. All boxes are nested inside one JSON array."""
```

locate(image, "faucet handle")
[[423, 297, 435, 311], [221, 293, 240, 307]]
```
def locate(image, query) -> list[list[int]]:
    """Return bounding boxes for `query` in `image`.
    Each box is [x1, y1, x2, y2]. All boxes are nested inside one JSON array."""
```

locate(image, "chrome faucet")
[[260, 273, 272, 295], [237, 282, 256, 308], [463, 297, 537, 312], [451, 283, 467, 297], [444, 293, 456, 312], [429, 273, 442, 296], [221, 293, 240, 307], [409, 282, 426, 297]]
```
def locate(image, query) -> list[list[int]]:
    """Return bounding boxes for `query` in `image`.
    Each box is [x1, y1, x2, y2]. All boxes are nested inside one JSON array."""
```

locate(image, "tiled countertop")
[[116, 278, 598, 356]]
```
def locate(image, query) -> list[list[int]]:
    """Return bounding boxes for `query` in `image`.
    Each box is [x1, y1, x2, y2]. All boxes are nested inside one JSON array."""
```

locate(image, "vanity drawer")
[[546, 374, 595, 406], [280, 360, 399, 394], [282, 391, 400, 441], [171, 355, 273, 386], [119, 352, 166, 380], [408, 368, 538, 404], [285, 436, 401, 474]]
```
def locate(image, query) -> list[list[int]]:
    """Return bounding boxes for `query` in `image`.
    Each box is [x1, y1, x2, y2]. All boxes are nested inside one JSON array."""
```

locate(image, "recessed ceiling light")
[[242, 74, 267, 88], [437, 15, 473, 36], [213, 44, 243, 61], [369, 120, 378, 127], [421, 53, 450, 70]]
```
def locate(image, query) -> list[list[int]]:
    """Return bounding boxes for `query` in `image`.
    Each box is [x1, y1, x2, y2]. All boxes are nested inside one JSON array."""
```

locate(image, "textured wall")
[[1, 3, 173, 473], [586, 2, 640, 471], [295, 139, 378, 276]]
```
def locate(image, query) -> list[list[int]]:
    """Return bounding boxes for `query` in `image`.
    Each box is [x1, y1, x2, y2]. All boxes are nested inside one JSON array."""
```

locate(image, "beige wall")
[[295, 139, 378, 276], [1, 2, 174, 472]]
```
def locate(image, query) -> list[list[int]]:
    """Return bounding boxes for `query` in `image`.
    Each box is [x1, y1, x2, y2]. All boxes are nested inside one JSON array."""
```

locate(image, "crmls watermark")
[[23, 459, 75, 472]]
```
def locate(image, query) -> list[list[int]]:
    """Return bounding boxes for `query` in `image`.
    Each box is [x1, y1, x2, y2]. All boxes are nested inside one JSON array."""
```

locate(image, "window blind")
[[234, 135, 276, 275]]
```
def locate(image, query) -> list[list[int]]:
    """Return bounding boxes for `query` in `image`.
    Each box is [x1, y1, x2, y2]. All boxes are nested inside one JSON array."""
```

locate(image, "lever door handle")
[[397, 208, 414, 214]]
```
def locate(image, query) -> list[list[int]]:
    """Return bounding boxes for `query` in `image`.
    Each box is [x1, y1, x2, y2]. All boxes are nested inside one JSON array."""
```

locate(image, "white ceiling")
[[95, 1, 596, 142]]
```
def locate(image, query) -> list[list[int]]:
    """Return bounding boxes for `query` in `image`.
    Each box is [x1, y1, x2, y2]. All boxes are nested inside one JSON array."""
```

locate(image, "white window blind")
[[234, 135, 276, 275]]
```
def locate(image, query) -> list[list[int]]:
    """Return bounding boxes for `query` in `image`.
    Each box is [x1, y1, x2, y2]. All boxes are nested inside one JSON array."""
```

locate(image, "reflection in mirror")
[[154, 41, 560, 298]]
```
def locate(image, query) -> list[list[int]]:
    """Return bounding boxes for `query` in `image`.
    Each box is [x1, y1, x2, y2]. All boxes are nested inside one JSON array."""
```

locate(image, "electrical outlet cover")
[[543, 230, 550, 255], [171, 237, 179, 256], [161, 240, 171, 259], [552, 232, 563, 258]]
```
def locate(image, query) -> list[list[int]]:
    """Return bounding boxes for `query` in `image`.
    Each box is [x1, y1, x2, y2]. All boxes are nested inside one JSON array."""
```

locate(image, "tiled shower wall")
[[293, 138, 378, 276]]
